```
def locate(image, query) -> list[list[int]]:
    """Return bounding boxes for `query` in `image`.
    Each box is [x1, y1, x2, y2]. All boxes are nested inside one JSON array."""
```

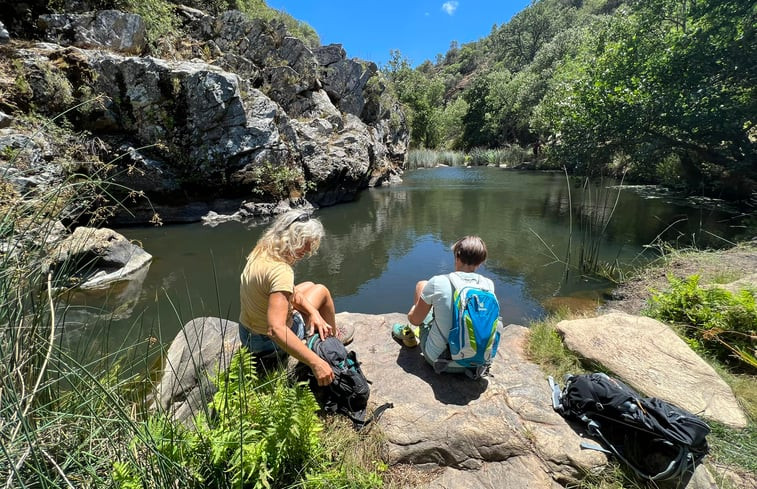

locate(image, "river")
[[57, 167, 749, 358]]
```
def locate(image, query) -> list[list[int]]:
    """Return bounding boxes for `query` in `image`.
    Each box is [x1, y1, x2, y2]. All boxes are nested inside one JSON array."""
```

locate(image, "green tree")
[[540, 0, 756, 198], [461, 73, 495, 149], [384, 50, 445, 148]]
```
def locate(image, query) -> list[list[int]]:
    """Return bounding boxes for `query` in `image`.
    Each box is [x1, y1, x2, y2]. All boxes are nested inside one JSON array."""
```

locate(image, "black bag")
[[549, 372, 710, 482], [296, 335, 391, 429]]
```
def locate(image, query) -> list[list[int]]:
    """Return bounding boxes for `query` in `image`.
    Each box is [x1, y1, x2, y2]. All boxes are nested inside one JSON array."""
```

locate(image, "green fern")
[[647, 274, 757, 371]]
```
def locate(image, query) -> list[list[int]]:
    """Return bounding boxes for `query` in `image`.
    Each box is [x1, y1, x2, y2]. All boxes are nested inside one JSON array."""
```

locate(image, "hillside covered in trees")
[[384, 0, 755, 201]]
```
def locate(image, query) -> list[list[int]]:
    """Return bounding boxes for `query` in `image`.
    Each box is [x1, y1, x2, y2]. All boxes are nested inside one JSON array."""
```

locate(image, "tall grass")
[[0, 170, 144, 486], [406, 149, 465, 169], [406, 146, 532, 170], [467, 146, 531, 167], [529, 171, 626, 285]]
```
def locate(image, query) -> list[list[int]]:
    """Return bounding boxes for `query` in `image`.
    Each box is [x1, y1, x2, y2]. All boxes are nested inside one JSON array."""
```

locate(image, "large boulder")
[[348, 312, 604, 486], [555, 312, 748, 428], [46, 226, 152, 289], [153, 317, 240, 423]]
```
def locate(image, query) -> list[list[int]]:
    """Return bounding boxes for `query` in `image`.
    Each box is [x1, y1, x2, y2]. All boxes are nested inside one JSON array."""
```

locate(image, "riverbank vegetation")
[[384, 0, 755, 202], [525, 244, 757, 486], [406, 146, 533, 170]]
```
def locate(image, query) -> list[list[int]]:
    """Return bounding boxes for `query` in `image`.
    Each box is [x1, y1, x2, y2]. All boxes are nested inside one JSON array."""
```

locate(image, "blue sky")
[[266, 1, 533, 67]]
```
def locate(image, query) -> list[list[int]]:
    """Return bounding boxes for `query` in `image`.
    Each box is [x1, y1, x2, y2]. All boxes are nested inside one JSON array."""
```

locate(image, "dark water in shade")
[[57, 168, 750, 358]]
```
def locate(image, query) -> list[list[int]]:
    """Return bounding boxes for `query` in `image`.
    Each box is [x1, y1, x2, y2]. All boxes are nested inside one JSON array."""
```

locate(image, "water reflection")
[[64, 167, 748, 358]]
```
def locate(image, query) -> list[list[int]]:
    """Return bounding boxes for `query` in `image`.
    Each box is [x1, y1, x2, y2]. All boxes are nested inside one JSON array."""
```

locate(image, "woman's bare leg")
[[294, 281, 337, 328]]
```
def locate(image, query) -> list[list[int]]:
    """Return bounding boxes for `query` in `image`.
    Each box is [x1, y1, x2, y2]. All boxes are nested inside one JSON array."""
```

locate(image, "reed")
[[467, 146, 530, 167], [406, 148, 465, 169], [406, 146, 531, 170]]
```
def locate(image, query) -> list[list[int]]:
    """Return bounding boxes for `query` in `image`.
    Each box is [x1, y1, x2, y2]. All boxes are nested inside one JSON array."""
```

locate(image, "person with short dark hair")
[[394, 236, 496, 374]]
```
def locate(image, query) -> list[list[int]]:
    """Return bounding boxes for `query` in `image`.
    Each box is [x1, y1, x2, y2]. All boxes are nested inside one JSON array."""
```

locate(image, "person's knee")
[[304, 283, 333, 307], [295, 281, 315, 291], [312, 283, 332, 299]]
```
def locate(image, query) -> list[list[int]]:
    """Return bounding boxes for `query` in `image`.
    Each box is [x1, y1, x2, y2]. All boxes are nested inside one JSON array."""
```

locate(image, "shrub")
[[647, 275, 757, 371], [251, 161, 310, 200]]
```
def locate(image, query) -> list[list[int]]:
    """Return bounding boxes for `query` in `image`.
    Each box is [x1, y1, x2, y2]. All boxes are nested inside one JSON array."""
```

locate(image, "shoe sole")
[[392, 334, 419, 348]]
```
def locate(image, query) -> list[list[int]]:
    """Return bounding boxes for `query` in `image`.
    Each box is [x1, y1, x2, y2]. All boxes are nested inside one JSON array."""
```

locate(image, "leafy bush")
[[251, 161, 311, 200], [647, 275, 757, 371]]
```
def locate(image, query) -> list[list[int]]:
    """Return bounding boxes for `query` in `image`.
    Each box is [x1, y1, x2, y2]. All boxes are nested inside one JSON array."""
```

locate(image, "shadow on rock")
[[395, 346, 488, 405]]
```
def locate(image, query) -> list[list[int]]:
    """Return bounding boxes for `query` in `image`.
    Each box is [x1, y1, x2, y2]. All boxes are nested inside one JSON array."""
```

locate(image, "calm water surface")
[[58, 168, 748, 357]]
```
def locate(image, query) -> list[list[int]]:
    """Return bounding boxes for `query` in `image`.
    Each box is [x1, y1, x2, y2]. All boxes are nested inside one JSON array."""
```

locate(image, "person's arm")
[[407, 296, 432, 326], [267, 291, 334, 386]]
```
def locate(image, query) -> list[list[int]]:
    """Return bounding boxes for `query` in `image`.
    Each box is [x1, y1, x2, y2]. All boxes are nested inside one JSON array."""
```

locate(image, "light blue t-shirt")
[[420, 271, 495, 364]]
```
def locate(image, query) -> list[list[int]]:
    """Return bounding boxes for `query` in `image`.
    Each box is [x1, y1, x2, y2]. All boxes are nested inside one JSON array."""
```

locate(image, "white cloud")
[[442, 1, 459, 15]]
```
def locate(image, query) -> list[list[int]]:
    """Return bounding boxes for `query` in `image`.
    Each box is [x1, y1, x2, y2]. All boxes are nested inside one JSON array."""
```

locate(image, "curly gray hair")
[[249, 210, 325, 264]]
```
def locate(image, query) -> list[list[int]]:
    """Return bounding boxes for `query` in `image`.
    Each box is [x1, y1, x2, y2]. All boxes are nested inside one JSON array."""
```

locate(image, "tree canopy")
[[382, 0, 756, 200]]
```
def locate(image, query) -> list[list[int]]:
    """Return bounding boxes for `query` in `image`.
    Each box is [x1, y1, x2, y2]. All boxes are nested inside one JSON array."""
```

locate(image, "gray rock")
[[107, 143, 180, 194], [47, 226, 153, 289], [314, 44, 346, 66], [0, 132, 64, 194], [38, 10, 146, 54], [153, 317, 241, 424], [319, 57, 377, 118], [0, 111, 13, 128], [556, 312, 748, 428], [425, 457, 563, 489], [341, 313, 603, 483], [0, 21, 9, 44]]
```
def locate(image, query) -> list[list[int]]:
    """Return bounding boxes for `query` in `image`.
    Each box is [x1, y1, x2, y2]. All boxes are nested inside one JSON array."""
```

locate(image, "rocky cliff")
[[0, 4, 408, 225]]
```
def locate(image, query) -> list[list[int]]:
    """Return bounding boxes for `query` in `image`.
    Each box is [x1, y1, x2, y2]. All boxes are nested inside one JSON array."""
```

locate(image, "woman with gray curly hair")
[[239, 210, 339, 386]]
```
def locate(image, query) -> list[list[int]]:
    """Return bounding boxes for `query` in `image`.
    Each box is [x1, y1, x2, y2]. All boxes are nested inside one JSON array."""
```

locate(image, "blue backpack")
[[445, 273, 501, 372]]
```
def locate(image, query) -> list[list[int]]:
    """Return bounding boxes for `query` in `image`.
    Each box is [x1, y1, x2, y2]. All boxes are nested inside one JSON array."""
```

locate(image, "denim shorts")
[[239, 311, 306, 354]]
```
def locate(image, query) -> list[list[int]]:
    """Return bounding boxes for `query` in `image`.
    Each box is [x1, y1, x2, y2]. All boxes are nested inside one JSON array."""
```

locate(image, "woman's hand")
[[306, 311, 333, 339], [311, 357, 334, 386]]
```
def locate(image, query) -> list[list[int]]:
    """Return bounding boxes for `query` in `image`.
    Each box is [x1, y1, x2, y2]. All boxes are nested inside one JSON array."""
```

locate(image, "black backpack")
[[296, 335, 391, 429], [549, 372, 710, 482]]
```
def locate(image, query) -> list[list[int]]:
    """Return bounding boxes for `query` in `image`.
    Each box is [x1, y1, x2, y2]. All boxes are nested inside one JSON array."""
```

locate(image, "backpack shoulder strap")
[[447, 272, 461, 291], [351, 402, 394, 430]]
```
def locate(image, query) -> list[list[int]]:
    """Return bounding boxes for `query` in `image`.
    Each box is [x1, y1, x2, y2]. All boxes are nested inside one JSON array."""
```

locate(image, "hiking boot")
[[392, 323, 419, 348], [335, 323, 355, 346]]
